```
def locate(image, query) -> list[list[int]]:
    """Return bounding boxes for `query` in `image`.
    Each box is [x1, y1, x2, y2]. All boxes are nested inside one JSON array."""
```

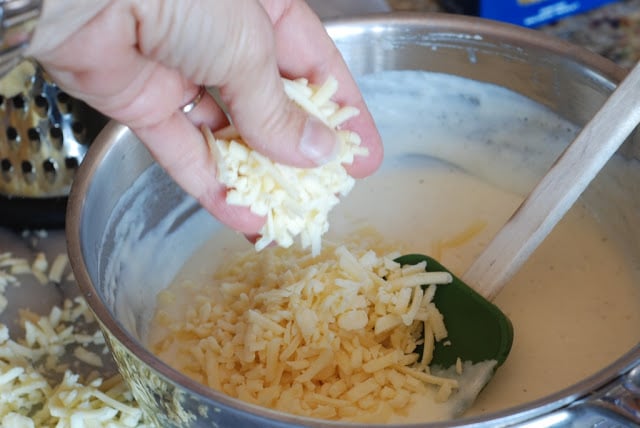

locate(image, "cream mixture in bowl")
[[141, 70, 640, 423], [66, 14, 640, 428]]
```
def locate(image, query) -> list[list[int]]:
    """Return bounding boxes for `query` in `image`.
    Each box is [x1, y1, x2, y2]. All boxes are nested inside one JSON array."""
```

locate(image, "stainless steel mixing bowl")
[[67, 13, 640, 428]]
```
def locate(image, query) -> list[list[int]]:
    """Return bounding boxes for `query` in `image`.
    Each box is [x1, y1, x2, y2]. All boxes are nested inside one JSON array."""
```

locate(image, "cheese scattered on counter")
[[0, 250, 152, 427], [150, 240, 457, 422], [203, 77, 369, 255], [0, 252, 28, 314], [0, 251, 71, 316]]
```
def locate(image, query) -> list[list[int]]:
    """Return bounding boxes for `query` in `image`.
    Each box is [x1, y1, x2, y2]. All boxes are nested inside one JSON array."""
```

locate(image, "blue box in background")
[[439, 0, 618, 27]]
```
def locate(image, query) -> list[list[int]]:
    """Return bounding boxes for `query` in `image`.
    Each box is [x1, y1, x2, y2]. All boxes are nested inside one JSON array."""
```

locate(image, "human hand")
[[26, 0, 383, 236]]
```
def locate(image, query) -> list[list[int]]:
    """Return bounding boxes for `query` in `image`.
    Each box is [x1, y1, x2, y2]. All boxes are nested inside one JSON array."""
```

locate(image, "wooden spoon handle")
[[463, 62, 640, 301]]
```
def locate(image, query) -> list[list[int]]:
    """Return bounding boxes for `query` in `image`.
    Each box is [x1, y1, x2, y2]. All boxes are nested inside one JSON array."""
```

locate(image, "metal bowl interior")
[[67, 13, 640, 428]]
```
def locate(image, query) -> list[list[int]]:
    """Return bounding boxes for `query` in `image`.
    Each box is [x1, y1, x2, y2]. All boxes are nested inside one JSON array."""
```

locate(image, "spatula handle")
[[463, 62, 640, 301]]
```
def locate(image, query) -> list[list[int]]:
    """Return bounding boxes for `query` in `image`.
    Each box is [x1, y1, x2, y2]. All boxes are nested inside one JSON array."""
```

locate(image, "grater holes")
[[43, 158, 57, 172], [27, 127, 40, 141], [72, 121, 86, 141], [50, 125, 63, 149], [6, 126, 19, 143], [65, 156, 79, 170], [21, 160, 33, 173], [21, 160, 36, 184], [12, 95, 25, 110], [1, 66, 107, 197], [27, 127, 41, 151], [42, 158, 58, 183], [56, 91, 70, 103], [56, 91, 72, 113], [1, 158, 13, 182], [34, 94, 49, 115]]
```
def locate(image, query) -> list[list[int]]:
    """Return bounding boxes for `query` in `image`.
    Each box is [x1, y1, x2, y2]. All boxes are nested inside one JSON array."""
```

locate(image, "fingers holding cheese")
[[258, 0, 384, 178], [204, 77, 369, 254], [134, 93, 266, 236]]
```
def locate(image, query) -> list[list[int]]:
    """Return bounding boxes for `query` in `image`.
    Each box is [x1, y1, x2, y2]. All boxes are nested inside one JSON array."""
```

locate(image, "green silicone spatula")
[[395, 253, 513, 370], [398, 60, 640, 392]]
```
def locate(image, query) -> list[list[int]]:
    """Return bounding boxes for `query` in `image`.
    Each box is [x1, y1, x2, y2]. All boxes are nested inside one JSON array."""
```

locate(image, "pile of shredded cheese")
[[0, 247, 151, 428], [150, 239, 458, 422], [203, 77, 368, 255]]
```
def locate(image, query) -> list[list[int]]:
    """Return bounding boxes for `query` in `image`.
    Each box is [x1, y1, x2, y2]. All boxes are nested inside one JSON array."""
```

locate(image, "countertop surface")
[[389, 0, 640, 69]]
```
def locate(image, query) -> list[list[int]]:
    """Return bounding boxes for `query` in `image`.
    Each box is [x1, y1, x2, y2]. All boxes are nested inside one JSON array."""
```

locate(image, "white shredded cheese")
[[0, 253, 29, 315], [31, 252, 49, 285], [203, 77, 369, 255], [48, 254, 69, 284], [150, 239, 456, 422], [0, 250, 151, 427]]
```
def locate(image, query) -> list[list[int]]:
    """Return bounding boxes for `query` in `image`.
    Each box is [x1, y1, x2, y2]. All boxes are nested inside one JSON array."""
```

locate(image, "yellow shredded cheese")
[[203, 77, 369, 255], [0, 250, 151, 427], [150, 239, 457, 422]]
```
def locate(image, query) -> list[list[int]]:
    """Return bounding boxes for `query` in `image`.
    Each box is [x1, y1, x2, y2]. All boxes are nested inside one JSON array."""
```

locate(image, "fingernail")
[[299, 116, 339, 165]]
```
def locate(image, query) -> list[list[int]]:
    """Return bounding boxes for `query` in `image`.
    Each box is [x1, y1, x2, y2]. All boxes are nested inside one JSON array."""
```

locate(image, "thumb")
[[222, 75, 340, 168], [213, 2, 340, 168]]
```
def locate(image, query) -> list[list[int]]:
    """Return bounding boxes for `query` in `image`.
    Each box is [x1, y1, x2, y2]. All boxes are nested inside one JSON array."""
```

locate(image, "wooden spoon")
[[395, 62, 640, 413], [465, 61, 640, 301]]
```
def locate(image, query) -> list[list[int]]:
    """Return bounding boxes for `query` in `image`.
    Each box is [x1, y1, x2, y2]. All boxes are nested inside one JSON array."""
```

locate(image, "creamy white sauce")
[[143, 70, 640, 423]]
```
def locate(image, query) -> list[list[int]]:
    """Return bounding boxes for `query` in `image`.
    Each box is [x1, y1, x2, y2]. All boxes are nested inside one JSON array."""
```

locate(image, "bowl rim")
[[325, 11, 627, 81], [67, 12, 639, 428]]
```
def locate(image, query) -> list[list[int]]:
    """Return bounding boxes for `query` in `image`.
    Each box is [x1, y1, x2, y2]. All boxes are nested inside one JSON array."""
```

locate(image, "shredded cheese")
[[150, 238, 457, 422], [0, 250, 151, 427], [0, 252, 27, 315], [203, 77, 369, 255]]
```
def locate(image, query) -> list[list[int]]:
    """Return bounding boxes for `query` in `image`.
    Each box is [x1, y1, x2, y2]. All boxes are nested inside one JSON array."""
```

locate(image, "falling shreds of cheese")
[[202, 77, 369, 255], [150, 240, 457, 422]]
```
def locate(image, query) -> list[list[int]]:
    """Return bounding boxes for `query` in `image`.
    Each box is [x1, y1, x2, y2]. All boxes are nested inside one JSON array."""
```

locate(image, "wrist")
[[0, 0, 42, 76]]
